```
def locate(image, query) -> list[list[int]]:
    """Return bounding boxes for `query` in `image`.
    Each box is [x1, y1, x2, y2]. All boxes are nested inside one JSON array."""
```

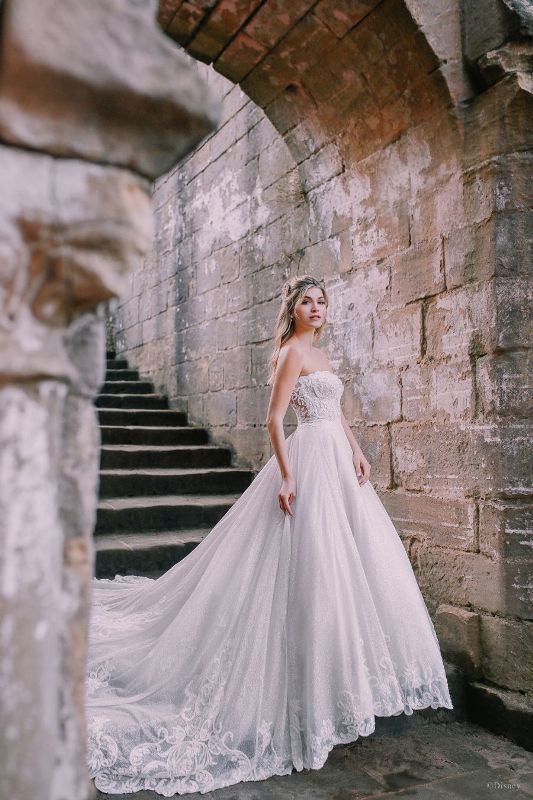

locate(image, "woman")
[[87, 274, 453, 796]]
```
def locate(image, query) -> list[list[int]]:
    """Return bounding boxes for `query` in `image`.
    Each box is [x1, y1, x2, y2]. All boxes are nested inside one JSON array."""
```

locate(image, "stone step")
[[100, 444, 231, 469], [95, 393, 168, 409], [95, 529, 210, 579], [99, 466, 253, 498], [95, 493, 240, 534], [97, 408, 188, 426], [106, 349, 116, 359], [100, 425, 208, 446], [101, 380, 154, 394], [105, 368, 140, 381], [106, 358, 129, 370]]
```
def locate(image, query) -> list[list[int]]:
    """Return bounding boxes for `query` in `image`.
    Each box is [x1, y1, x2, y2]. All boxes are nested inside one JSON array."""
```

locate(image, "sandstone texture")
[[113, 0, 533, 750], [0, 1, 217, 798]]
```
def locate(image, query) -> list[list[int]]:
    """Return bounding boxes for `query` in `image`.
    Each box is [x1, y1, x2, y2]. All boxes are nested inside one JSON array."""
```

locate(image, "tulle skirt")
[[86, 417, 453, 796]]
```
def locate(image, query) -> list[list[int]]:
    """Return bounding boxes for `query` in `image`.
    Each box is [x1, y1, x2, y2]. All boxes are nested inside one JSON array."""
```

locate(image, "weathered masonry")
[[0, 1, 217, 798], [114, 0, 533, 752], [0, 1, 531, 798]]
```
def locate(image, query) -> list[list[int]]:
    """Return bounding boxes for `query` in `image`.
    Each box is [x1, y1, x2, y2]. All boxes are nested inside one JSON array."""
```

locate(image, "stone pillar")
[[434, 0, 533, 748], [0, 1, 217, 798]]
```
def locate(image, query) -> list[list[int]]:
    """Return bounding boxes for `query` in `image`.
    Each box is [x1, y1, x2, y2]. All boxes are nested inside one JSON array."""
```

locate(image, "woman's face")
[[292, 286, 327, 331]]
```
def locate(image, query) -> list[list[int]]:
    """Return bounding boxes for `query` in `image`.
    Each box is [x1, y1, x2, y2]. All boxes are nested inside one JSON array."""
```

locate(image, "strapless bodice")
[[289, 371, 344, 426]]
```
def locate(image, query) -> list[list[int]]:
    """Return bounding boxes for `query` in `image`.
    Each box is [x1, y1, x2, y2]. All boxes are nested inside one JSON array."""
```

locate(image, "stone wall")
[[0, 1, 216, 798], [114, 0, 533, 721]]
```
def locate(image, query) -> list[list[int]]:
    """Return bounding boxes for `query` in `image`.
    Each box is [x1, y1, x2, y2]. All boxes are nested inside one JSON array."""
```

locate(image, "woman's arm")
[[265, 346, 304, 515], [341, 411, 371, 485]]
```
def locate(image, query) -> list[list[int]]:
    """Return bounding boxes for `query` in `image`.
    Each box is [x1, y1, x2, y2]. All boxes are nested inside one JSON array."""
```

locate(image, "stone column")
[[0, 1, 217, 798]]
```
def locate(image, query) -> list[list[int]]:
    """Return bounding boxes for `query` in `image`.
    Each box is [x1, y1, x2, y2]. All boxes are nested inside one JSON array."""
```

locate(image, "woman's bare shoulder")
[[279, 341, 305, 359]]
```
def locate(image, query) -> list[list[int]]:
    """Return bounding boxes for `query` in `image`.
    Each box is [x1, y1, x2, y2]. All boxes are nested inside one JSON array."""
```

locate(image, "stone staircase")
[[94, 350, 254, 579]]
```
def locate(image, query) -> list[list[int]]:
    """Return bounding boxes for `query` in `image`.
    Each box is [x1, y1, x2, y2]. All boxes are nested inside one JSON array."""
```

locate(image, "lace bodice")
[[290, 371, 344, 425]]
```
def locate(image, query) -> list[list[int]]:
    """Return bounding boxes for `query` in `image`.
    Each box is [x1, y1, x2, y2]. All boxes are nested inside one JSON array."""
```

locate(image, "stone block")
[[0, 380, 68, 799], [141, 316, 158, 345], [196, 255, 223, 295], [250, 340, 274, 386], [298, 236, 349, 281], [330, 315, 374, 374], [216, 315, 239, 351], [236, 385, 272, 425], [0, 0, 218, 178], [314, 0, 377, 38], [185, 392, 205, 426], [425, 281, 494, 360], [188, 1, 263, 64], [330, 262, 391, 323], [379, 491, 476, 551], [413, 543, 531, 619], [180, 294, 208, 329], [494, 276, 532, 351], [117, 323, 142, 352], [462, 0, 533, 67], [208, 353, 224, 392], [392, 421, 531, 496], [239, 50, 288, 108], [300, 60, 339, 105], [207, 117, 238, 164], [215, 32, 268, 84], [390, 241, 444, 305], [165, 1, 210, 46], [0, 147, 152, 382], [401, 359, 475, 422], [221, 426, 272, 470], [477, 351, 532, 418], [180, 320, 218, 360], [373, 305, 422, 367], [298, 144, 344, 193], [479, 500, 532, 560], [237, 299, 278, 346], [409, 174, 465, 244], [434, 605, 482, 678], [348, 423, 392, 488], [352, 201, 411, 265], [348, 368, 401, 424], [197, 285, 227, 324], [245, 0, 316, 50], [462, 73, 533, 168], [264, 86, 314, 136], [479, 615, 533, 691], [176, 358, 209, 396], [205, 389, 236, 427], [223, 346, 252, 389], [284, 118, 332, 165], [258, 137, 296, 188], [158, 0, 181, 29]]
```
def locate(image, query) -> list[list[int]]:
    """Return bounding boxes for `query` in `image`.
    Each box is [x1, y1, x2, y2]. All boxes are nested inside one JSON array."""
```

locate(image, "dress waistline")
[[295, 415, 343, 428]]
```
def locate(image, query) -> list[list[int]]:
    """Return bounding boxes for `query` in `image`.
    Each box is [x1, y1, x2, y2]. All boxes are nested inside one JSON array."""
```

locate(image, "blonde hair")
[[267, 275, 329, 385]]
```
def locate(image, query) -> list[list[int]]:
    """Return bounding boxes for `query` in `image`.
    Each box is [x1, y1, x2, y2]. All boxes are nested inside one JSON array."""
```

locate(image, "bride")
[[86, 274, 453, 797]]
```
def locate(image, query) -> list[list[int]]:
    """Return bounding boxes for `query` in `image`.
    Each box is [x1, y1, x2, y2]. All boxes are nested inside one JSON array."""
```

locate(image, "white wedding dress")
[[86, 370, 453, 796]]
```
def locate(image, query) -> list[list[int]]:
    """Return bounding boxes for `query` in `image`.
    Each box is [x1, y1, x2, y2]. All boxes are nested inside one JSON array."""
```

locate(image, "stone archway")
[[0, 1, 531, 798], [113, 0, 532, 749]]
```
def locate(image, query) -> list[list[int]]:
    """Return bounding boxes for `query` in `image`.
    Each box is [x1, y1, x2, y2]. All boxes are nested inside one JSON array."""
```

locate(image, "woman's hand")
[[353, 448, 371, 486], [279, 475, 296, 516]]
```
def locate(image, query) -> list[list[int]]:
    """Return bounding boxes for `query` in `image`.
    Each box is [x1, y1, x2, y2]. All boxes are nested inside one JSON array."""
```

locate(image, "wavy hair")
[[267, 275, 329, 385]]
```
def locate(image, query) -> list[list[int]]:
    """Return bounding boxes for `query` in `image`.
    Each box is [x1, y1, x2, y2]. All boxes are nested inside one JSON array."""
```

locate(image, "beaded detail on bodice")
[[290, 371, 344, 425]]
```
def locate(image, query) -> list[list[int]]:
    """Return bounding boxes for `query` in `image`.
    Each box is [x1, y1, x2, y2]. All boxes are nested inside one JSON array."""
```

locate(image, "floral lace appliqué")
[[290, 371, 344, 426]]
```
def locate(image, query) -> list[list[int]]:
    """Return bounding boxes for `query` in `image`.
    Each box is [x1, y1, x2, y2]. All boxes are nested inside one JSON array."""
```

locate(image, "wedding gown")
[[86, 370, 453, 796]]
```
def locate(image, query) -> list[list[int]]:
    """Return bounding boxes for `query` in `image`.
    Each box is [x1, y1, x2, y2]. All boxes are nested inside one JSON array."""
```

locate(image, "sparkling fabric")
[[86, 370, 453, 796]]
